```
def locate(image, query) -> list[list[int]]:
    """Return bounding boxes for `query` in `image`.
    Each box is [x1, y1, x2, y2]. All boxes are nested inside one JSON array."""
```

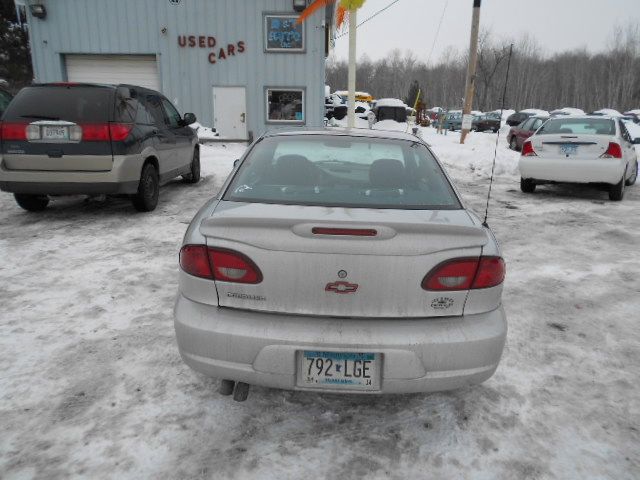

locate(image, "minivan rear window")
[[2, 86, 113, 123], [224, 135, 461, 210]]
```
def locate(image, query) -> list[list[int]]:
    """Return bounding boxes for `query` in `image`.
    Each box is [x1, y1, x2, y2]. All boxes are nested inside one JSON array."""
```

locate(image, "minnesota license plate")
[[298, 351, 380, 391], [42, 126, 69, 140], [560, 144, 578, 155]]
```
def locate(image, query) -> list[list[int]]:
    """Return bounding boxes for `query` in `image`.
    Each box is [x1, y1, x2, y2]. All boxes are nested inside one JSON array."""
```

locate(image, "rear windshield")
[[537, 118, 615, 135], [3, 86, 113, 123], [224, 135, 461, 210]]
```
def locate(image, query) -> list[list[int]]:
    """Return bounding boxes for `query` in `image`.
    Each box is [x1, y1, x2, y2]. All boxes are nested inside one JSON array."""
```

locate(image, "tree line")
[[326, 25, 640, 113]]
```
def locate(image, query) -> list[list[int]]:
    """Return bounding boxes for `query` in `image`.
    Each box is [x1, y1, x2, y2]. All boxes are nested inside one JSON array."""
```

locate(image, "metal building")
[[23, 0, 334, 140]]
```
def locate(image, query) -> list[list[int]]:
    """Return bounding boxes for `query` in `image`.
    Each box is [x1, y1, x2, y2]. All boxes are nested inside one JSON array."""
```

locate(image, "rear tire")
[[183, 147, 201, 184], [132, 163, 159, 212], [509, 136, 518, 151], [520, 177, 536, 193], [14, 194, 49, 212], [609, 175, 625, 201], [625, 160, 637, 186]]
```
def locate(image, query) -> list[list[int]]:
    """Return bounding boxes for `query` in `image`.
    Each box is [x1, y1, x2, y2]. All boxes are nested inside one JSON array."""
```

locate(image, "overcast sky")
[[331, 0, 640, 63]]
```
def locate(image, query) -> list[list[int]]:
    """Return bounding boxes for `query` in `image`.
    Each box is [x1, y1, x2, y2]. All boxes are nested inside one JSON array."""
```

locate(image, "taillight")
[[80, 124, 110, 141], [179, 245, 213, 279], [600, 142, 622, 159], [109, 123, 133, 141], [78, 123, 133, 141], [208, 248, 262, 283], [521, 141, 537, 157], [422, 256, 505, 291], [179, 245, 262, 284], [0, 122, 28, 141]]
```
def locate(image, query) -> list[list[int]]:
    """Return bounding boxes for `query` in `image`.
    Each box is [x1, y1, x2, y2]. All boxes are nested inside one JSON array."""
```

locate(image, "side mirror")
[[183, 112, 197, 125], [233, 159, 240, 168]]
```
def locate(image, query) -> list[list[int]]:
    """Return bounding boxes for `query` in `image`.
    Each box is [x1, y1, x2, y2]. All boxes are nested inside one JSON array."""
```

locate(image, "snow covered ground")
[[1, 129, 639, 479]]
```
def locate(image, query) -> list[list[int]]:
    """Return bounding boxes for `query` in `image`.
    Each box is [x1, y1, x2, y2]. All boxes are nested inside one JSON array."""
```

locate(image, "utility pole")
[[347, 8, 357, 128], [460, 0, 481, 144]]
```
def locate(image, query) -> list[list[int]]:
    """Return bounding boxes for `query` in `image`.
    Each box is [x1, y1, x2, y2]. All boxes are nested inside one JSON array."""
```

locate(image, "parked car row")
[[0, 83, 200, 211]]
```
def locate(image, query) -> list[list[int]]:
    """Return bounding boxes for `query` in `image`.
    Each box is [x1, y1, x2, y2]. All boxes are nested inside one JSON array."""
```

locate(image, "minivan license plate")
[[298, 351, 380, 391], [42, 126, 69, 140]]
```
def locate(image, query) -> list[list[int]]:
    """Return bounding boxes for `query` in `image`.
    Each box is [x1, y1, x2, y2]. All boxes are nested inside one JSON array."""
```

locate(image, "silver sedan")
[[174, 129, 507, 400]]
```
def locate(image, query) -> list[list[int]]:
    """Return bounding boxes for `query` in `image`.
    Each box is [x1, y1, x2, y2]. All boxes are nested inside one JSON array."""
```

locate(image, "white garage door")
[[65, 55, 160, 91]]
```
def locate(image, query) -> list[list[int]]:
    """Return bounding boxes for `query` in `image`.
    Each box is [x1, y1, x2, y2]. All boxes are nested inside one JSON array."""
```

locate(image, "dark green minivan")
[[0, 83, 199, 212]]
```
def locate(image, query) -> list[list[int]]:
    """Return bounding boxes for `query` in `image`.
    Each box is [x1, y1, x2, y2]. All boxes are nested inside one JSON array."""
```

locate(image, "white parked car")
[[174, 129, 507, 400], [519, 116, 638, 200]]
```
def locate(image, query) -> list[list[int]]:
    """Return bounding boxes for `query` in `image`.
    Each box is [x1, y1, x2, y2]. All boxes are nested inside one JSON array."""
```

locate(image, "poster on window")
[[264, 15, 304, 52], [267, 89, 304, 123]]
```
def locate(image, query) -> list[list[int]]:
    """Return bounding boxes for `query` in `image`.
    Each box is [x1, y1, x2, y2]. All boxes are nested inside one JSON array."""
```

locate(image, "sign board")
[[264, 15, 304, 52], [462, 114, 474, 130]]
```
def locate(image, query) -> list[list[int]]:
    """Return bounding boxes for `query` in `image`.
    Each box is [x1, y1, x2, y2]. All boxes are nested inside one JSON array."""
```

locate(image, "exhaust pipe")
[[233, 382, 250, 402], [218, 379, 235, 396]]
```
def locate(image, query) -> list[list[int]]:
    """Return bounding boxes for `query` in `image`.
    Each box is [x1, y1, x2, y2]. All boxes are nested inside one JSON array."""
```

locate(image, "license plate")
[[298, 351, 380, 391], [42, 126, 69, 140], [560, 144, 578, 155]]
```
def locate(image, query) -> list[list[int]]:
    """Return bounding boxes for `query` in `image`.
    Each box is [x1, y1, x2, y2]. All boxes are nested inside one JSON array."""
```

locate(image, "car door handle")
[[240, 113, 246, 123]]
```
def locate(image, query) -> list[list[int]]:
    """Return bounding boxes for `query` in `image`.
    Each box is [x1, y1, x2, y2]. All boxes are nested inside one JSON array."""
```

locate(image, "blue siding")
[[25, 0, 328, 137]]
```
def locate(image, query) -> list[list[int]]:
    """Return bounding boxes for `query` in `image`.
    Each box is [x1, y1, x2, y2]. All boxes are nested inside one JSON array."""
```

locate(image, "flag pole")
[[347, 8, 357, 128]]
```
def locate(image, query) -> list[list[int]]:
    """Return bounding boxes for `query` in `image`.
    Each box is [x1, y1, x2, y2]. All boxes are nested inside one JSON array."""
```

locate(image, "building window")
[[264, 14, 305, 52], [266, 88, 305, 123]]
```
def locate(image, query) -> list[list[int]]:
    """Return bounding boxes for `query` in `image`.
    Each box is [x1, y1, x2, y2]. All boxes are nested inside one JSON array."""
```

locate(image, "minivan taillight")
[[79, 123, 133, 141], [422, 256, 505, 291], [521, 141, 537, 157], [600, 142, 622, 159], [109, 123, 133, 141], [0, 122, 28, 141], [179, 245, 263, 284]]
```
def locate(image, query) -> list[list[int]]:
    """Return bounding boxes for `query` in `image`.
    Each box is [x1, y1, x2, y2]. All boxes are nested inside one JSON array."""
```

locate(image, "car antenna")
[[483, 43, 514, 228]]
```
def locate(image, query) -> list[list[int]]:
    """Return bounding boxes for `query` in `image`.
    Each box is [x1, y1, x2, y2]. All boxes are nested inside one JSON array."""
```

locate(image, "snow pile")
[[374, 98, 407, 108], [422, 127, 521, 179], [373, 119, 410, 132], [624, 109, 640, 115], [550, 107, 585, 116], [189, 122, 219, 141]]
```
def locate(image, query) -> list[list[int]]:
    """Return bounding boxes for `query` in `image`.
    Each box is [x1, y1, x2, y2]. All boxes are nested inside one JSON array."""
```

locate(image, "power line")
[[334, 0, 402, 39], [426, 0, 449, 66]]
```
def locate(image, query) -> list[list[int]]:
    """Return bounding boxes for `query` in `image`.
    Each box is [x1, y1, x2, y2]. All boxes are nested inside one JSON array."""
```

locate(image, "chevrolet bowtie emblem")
[[325, 281, 359, 294]]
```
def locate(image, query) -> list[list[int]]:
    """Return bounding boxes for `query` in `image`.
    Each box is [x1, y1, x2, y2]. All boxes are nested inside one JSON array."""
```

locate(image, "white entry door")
[[213, 86, 248, 140]]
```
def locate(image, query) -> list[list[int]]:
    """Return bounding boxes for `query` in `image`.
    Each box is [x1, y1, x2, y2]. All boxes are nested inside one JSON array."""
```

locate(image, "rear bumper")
[[0, 155, 143, 195], [519, 156, 626, 184], [174, 294, 507, 394]]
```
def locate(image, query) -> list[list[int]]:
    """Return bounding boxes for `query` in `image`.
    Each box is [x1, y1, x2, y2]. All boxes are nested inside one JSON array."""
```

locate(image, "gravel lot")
[[1, 133, 638, 479]]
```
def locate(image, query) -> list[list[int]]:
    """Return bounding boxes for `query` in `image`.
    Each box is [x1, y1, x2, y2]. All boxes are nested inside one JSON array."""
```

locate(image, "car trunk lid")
[[531, 133, 615, 160], [199, 202, 489, 318]]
